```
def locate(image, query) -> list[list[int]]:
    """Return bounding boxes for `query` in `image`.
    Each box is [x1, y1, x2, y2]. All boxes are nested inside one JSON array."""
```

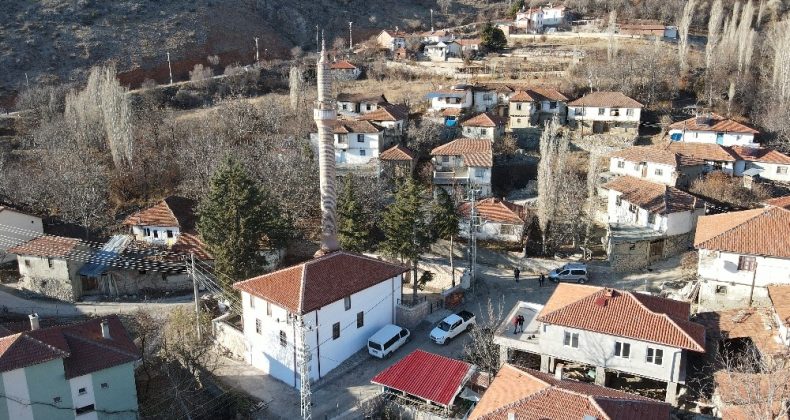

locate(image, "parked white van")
[[368, 324, 411, 358]]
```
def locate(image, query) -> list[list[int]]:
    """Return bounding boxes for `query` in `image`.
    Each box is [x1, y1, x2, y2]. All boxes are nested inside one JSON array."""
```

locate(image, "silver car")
[[548, 263, 589, 283]]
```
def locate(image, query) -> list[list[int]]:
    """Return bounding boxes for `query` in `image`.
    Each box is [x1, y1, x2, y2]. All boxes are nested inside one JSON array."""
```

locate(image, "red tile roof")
[[457, 38, 481, 46], [664, 141, 738, 162], [470, 365, 670, 420], [379, 144, 416, 161], [0, 316, 139, 378], [538, 284, 705, 351], [123, 196, 197, 229], [441, 108, 463, 117], [171, 231, 213, 260], [768, 285, 790, 327], [458, 198, 526, 224], [668, 113, 759, 134], [568, 91, 643, 108], [694, 206, 790, 258], [329, 60, 358, 70], [7, 236, 79, 258], [330, 119, 383, 134], [610, 145, 704, 167], [462, 112, 507, 128], [431, 138, 493, 168], [336, 93, 388, 104], [358, 104, 409, 122], [729, 146, 790, 164], [233, 251, 408, 314], [371, 350, 473, 407], [764, 195, 790, 210], [603, 176, 702, 214]]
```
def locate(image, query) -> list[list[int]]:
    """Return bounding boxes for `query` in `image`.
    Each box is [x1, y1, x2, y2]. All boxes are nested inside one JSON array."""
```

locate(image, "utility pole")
[[349, 21, 353, 49], [166, 52, 173, 85], [316, 26, 320, 51], [254, 37, 260, 63], [190, 252, 201, 340], [467, 187, 478, 289], [430, 9, 434, 32], [298, 318, 312, 420], [24, 73, 29, 89], [748, 262, 758, 307]]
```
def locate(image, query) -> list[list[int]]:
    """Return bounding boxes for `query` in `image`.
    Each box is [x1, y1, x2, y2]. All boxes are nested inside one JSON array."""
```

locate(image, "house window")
[[633, 163, 641, 171], [629, 204, 637, 213], [357, 311, 364, 328], [480, 128, 487, 135], [255, 319, 262, 334], [549, 101, 557, 109], [442, 156, 450, 163], [716, 285, 728, 295], [153, 230, 159, 239], [466, 127, 472, 134], [75, 404, 95, 415], [357, 134, 364, 142], [53, 397, 61, 404], [778, 166, 788, 175], [341, 103, 348, 110], [654, 168, 663, 176], [616, 196, 622, 206], [483, 94, 493, 101], [344, 296, 351, 310], [648, 213, 656, 224], [598, 108, 605, 116], [617, 161, 625, 169], [249, 295, 255, 309], [100, 383, 109, 389], [516, 103, 522, 111], [47, 258, 53, 269], [610, 108, 620, 117], [475, 168, 485, 178], [24, 259, 30, 267], [646, 348, 663, 365], [78, 387, 87, 395], [279, 330, 287, 347], [614, 342, 631, 358], [359, 149, 366, 156], [626, 108, 634, 116], [563, 331, 579, 348], [366, 104, 372, 111], [138, 270, 147, 274], [516, 118, 522, 123], [738, 256, 756, 271], [144, 228, 150, 236], [167, 230, 174, 238], [500, 224, 516, 235], [266, 301, 272, 316], [332, 322, 340, 340], [576, 107, 585, 116]]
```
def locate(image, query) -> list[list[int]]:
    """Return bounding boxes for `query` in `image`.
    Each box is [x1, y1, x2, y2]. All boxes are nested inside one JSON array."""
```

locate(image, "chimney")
[[101, 320, 111, 339], [29, 313, 40, 331], [507, 413, 516, 420], [555, 363, 564, 380], [313, 34, 340, 256]]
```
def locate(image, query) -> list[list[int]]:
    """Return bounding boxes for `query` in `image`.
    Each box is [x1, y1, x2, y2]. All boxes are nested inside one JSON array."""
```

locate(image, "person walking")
[[514, 267, 521, 283], [517, 314, 525, 333], [512, 315, 520, 334], [539, 273, 546, 287]]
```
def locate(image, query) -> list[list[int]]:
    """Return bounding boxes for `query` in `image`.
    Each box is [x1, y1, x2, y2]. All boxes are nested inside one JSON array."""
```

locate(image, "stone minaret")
[[314, 36, 340, 255]]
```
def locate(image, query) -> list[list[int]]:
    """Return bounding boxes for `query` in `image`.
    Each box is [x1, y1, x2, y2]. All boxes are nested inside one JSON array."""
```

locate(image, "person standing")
[[539, 273, 546, 287], [514, 267, 521, 283], [517, 314, 525, 333], [513, 315, 520, 334]]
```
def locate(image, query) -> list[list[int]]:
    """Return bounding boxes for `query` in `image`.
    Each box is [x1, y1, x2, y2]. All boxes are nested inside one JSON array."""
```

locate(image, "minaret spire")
[[314, 30, 340, 256]]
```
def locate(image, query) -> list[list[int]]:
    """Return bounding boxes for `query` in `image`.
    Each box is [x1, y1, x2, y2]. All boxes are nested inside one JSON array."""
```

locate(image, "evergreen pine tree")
[[380, 178, 431, 300], [338, 175, 369, 253], [197, 156, 289, 300], [431, 188, 460, 287], [481, 22, 507, 52]]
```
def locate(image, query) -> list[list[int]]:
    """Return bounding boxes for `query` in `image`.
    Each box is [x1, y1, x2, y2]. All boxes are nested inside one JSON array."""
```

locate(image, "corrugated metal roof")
[[78, 235, 130, 277], [371, 350, 473, 407]]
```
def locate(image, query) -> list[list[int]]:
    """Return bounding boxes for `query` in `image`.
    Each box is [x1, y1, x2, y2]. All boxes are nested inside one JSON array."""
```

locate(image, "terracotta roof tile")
[[171, 231, 213, 260], [457, 38, 481, 46], [458, 198, 526, 224], [509, 91, 536, 102], [330, 119, 383, 134], [233, 251, 408, 314], [538, 284, 706, 351], [329, 60, 358, 70], [336, 93, 388, 104], [431, 138, 493, 168], [358, 104, 408, 122], [537, 284, 601, 318], [610, 145, 704, 167], [729, 146, 790, 164], [371, 350, 472, 407], [668, 113, 758, 134], [694, 206, 790, 258], [697, 309, 786, 356], [463, 112, 507, 128], [441, 108, 463, 116], [471, 365, 670, 420], [568, 91, 643, 108], [7, 236, 79, 258], [379, 144, 416, 161], [764, 195, 790, 209], [123, 196, 197, 229], [664, 141, 738, 162], [770, 286, 790, 328], [603, 176, 702, 214], [477, 84, 567, 102]]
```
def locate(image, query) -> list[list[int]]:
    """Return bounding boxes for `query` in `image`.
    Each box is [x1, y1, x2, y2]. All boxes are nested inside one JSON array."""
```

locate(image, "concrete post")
[[594, 366, 606, 386], [499, 346, 509, 366], [540, 354, 550, 372], [665, 381, 678, 405]]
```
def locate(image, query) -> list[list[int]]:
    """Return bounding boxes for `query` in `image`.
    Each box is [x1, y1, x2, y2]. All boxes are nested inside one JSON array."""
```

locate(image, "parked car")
[[368, 324, 410, 358], [430, 310, 476, 344], [548, 263, 589, 283]]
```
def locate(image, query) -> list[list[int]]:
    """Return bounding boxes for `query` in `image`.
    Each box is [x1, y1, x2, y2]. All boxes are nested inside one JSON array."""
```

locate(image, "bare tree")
[[438, 0, 453, 15], [288, 66, 304, 111], [677, 0, 697, 75], [462, 298, 506, 385], [606, 10, 618, 63], [584, 153, 601, 245], [706, 0, 724, 106], [536, 117, 568, 254], [770, 18, 790, 107]]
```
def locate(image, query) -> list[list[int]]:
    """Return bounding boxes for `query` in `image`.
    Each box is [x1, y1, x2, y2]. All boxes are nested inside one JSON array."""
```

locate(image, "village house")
[[664, 142, 739, 175], [567, 91, 643, 134], [494, 284, 706, 404], [358, 103, 409, 136], [232, 251, 407, 388], [514, 5, 568, 33], [608, 145, 705, 188], [336, 93, 389, 117], [668, 114, 759, 147], [507, 88, 569, 130], [461, 112, 507, 142], [728, 146, 790, 183], [458, 198, 528, 243], [457, 38, 481, 55], [0, 314, 140, 420], [0, 205, 43, 264], [694, 204, 790, 309], [310, 119, 388, 167], [9, 237, 85, 302], [328, 60, 361, 80], [469, 364, 671, 419], [424, 40, 462, 61], [376, 28, 407, 50], [426, 86, 474, 123], [471, 85, 500, 113], [431, 138, 493, 198], [602, 176, 705, 271], [371, 350, 475, 416], [123, 196, 211, 260], [379, 144, 417, 180], [419, 29, 454, 44]]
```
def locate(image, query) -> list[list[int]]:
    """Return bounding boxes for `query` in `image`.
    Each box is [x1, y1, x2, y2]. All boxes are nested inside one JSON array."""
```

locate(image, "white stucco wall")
[[568, 107, 641, 123], [606, 190, 700, 235], [698, 250, 790, 288], [472, 91, 498, 112], [667, 129, 756, 147], [430, 91, 473, 111], [336, 132, 382, 165], [0, 210, 43, 264], [2, 367, 34, 420], [462, 125, 503, 141], [609, 159, 677, 186], [509, 102, 535, 129], [70, 374, 98, 420], [458, 220, 523, 242], [130, 225, 181, 246], [746, 161, 790, 182]]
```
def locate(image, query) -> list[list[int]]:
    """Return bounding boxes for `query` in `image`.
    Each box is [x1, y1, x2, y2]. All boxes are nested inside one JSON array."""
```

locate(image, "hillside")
[[0, 0, 501, 107]]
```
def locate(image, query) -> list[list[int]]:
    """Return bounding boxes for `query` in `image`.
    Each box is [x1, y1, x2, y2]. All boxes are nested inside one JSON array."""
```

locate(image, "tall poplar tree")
[[338, 175, 369, 253]]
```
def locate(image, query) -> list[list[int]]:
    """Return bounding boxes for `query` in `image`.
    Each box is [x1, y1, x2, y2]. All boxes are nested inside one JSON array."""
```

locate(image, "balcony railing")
[[433, 167, 470, 184]]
